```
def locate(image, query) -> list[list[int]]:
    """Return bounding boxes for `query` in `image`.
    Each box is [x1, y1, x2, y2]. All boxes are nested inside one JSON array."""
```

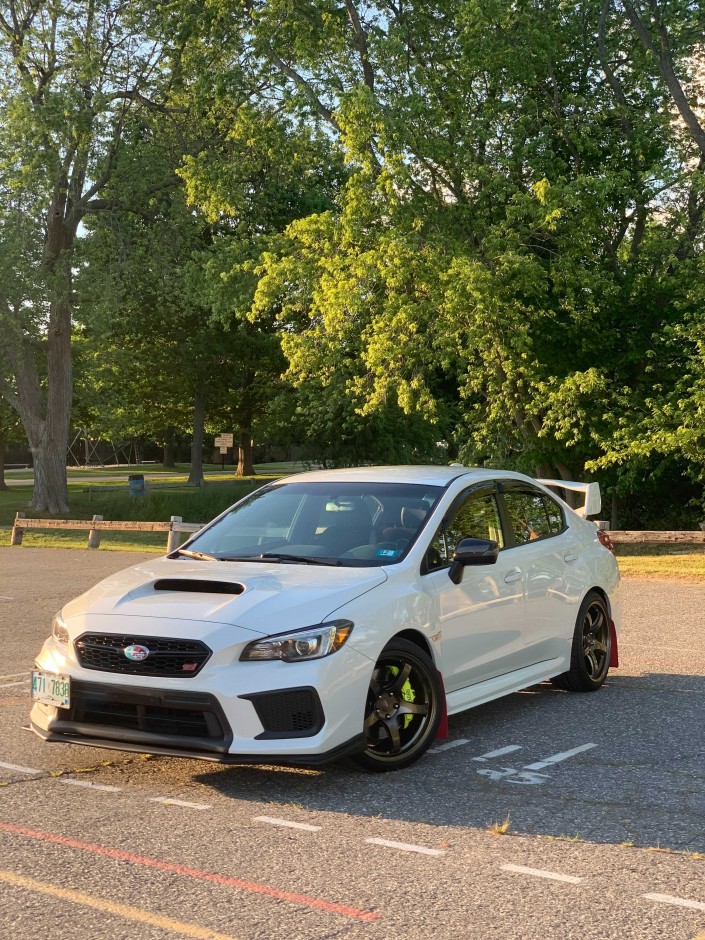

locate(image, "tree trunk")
[[30, 438, 69, 513], [163, 428, 176, 468], [236, 430, 255, 477], [0, 440, 8, 490], [610, 493, 619, 531], [188, 391, 206, 486], [6, 194, 75, 514]]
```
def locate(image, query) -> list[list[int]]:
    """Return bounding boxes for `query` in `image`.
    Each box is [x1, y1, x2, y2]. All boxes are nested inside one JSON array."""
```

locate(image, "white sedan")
[[30, 466, 620, 772]]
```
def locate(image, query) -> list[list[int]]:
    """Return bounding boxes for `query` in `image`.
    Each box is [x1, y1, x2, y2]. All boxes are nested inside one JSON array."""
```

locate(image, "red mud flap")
[[436, 670, 448, 739], [609, 619, 619, 668]]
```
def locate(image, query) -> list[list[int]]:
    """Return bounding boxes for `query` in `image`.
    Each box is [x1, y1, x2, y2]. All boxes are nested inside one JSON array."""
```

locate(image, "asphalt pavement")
[[0, 548, 703, 939]]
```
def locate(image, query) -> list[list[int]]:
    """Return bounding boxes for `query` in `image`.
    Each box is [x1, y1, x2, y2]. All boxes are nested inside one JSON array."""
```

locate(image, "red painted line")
[[0, 821, 380, 922]]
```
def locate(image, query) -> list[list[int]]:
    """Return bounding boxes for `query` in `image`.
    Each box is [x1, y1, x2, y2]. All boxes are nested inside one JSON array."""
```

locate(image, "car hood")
[[61, 556, 388, 637]]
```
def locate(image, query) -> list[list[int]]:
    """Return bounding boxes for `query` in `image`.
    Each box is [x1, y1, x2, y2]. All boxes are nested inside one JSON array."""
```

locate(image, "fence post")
[[166, 516, 182, 554], [87, 514, 103, 549], [10, 512, 24, 546]]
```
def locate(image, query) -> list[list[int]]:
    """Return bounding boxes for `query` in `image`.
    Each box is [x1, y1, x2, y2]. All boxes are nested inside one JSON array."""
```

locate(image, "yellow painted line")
[[0, 869, 240, 940]]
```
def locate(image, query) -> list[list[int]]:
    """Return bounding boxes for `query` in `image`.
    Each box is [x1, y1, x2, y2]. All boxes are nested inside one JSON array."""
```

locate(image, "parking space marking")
[[0, 673, 28, 680], [149, 797, 212, 810], [0, 869, 241, 940], [254, 816, 321, 832], [523, 743, 597, 771], [0, 821, 381, 921], [501, 864, 581, 884], [0, 680, 30, 688], [59, 779, 123, 793], [472, 745, 522, 762], [643, 894, 705, 912], [0, 761, 42, 776], [365, 838, 446, 857], [429, 738, 471, 753]]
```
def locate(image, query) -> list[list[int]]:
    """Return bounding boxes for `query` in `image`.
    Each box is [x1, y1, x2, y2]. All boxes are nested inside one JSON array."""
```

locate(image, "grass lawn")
[[0, 474, 282, 528], [615, 543, 705, 581]]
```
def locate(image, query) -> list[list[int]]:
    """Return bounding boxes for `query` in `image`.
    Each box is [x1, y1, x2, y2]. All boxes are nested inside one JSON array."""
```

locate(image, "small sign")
[[219, 446, 229, 454], [215, 433, 234, 447]]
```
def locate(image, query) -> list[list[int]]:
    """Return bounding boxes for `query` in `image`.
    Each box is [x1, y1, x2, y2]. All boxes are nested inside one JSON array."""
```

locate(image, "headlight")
[[51, 611, 69, 645], [240, 620, 354, 663]]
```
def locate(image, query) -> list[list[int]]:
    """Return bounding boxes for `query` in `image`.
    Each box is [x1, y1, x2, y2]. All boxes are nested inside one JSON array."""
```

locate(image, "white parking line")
[[501, 864, 581, 884], [472, 745, 522, 762], [429, 738, 470, 753], [643, 893, 705, 912], [59, 779, 123, 793], [148, 797, 212, 810], [523, 743, 597, 771], [0, 673, 29, 680], [254, 816, 321, 832], [0, 679, 30, 688], [365, 838, 446, 857], [0, 761, 43, 776]]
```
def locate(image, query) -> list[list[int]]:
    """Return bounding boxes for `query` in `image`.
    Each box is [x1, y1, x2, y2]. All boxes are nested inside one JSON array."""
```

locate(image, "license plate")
[[31, 671, 70, 708]]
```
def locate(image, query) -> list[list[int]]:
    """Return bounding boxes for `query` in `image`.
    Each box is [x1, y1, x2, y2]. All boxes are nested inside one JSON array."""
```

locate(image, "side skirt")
[[446, 658, 565, 716]]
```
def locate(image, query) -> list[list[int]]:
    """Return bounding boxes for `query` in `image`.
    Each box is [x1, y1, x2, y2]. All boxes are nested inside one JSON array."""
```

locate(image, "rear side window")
[[503, 489, 564, 544]]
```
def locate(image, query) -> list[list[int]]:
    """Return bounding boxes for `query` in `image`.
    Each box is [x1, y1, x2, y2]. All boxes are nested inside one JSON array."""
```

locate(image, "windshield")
[[185, 481, 444, 566]]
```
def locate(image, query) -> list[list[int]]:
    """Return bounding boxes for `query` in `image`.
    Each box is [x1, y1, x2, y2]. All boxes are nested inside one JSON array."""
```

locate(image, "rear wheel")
[[352, 639, 443, 772], [552, 591, 611, 692]]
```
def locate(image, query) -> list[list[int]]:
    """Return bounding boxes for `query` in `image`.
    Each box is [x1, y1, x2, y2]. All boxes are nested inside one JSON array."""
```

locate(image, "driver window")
[[427, 490, 504, 569]]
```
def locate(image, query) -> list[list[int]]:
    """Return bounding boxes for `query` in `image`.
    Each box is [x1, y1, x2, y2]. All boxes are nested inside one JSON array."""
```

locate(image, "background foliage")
[[1, 0, 704, 525]]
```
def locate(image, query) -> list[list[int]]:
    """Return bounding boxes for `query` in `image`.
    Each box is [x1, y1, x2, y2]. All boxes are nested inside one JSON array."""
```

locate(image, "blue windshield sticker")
[[376, 548, 398, 558]]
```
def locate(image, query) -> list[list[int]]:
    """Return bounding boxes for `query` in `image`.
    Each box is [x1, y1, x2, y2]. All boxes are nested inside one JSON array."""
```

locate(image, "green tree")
[[0, 0, 178, 511]]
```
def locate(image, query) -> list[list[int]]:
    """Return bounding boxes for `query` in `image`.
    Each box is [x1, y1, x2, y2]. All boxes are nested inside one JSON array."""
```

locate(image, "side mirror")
[[448, 537, 499, 585]]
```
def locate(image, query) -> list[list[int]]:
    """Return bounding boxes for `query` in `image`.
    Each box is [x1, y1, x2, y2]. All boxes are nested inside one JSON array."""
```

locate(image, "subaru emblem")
[[124, 644, 150, 662]]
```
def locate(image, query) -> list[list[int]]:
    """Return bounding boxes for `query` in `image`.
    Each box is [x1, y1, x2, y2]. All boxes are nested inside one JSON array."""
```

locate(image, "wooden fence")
[[8, 513, 705, 552], [606, 530, 705, 544], [9, 513, 202, 553]]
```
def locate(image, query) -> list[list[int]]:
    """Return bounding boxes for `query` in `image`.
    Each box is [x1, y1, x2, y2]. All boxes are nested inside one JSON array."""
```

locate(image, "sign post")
[[214, 433, 234, 471]]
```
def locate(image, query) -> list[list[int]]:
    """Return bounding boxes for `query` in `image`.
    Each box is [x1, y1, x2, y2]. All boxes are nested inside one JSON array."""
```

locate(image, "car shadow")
[[191, 672, 705, 853]]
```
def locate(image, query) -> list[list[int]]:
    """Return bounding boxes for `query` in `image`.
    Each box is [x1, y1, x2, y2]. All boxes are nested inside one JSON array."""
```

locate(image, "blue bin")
[[128, 473, 145, 496]]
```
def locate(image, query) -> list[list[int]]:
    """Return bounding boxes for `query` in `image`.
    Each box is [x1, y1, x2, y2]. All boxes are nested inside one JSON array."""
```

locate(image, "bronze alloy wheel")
[[353, 638, 443, 772], [553, 591, 612, 692]]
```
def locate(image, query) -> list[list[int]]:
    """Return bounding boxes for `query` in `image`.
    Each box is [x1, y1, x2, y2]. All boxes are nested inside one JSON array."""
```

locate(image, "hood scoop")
[[153, 579, 245, 596]]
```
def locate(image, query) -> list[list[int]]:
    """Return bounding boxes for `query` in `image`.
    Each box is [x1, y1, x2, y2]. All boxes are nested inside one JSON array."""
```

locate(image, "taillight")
[[597, 529, 615, 555]]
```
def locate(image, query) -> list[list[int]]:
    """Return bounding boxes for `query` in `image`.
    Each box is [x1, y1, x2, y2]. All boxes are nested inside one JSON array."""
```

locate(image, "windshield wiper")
[[171, 548, 219, 561], [257, 552, 341, 566]]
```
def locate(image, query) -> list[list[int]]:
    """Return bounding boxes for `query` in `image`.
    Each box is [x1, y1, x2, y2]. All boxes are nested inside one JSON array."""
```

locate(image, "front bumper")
[[31, 636, 373, 764]]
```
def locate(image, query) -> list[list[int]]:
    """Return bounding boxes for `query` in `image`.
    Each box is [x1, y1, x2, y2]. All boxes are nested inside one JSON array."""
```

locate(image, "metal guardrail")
[[9, 513, 202, 552]]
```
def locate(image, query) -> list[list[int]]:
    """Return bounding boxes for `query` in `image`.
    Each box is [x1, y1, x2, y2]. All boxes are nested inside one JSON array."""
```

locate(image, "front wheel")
[[552, 591, 612, 692], [352, 638, 443, 772]]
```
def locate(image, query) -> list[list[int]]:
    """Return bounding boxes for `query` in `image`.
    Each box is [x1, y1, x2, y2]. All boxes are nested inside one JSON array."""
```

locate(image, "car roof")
[[276, 465, 529, 488]]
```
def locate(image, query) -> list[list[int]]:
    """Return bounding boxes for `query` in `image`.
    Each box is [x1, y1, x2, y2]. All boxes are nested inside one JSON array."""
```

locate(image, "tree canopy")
[[1, 0, 704, 524]]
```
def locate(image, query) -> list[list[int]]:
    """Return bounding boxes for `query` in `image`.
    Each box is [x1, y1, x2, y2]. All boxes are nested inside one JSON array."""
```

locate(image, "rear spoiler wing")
[[538, 479, 601, 519]]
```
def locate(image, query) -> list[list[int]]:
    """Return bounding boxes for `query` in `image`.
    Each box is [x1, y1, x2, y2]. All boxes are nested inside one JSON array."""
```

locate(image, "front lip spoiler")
[[30, 721, 366, 766]]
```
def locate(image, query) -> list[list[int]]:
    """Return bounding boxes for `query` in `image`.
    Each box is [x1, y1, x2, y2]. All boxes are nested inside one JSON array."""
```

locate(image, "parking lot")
[[1, 547, 704, 939]]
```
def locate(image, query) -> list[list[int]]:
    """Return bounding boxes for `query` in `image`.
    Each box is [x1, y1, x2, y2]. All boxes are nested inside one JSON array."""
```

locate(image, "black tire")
[[352, 638, 443, 772], [552, 591, 612, 692]]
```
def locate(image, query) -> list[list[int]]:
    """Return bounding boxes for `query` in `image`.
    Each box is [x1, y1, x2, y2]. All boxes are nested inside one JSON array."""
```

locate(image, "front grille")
[[76, 633, 211, 677], [63, 682, 231, 748], [242, 688, 324, 739]]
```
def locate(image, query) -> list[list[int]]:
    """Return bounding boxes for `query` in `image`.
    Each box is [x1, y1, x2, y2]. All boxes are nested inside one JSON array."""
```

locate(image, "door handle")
[[563, 550, 578, 563], [504, 569, 522, 584]]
